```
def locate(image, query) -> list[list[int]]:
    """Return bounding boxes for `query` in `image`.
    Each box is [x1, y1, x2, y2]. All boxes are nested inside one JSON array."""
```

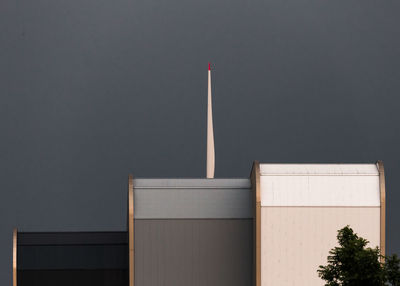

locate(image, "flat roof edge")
[[133, 178, 251, 189]]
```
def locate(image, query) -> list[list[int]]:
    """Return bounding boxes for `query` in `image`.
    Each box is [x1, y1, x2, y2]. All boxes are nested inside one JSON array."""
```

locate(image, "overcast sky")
[[1, 0, 400, 284]]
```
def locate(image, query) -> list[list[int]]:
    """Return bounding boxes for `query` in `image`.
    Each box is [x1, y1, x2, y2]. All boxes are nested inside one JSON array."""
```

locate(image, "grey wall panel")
[[134, 219, 253, 286], [134, 179, 252, 219], [134, 179, 251, 189]]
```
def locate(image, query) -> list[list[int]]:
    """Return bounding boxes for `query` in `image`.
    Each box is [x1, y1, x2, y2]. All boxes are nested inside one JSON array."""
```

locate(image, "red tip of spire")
[[208, 62, 211, 70]]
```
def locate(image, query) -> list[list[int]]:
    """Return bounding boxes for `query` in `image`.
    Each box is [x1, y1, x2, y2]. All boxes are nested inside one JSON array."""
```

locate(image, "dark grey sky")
[[1, 0, 400, 283]]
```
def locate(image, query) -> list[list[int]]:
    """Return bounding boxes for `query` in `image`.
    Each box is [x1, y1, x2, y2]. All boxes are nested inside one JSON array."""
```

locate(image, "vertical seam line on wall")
[[251, 161, 261, 286], [13, 228, 17, 286], [129, 175, 134, 286], [377, 161, 386, 261]]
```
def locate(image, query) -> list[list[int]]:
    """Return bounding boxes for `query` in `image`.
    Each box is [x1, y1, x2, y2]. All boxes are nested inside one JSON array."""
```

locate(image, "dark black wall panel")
[[18, 245, 128, 270], [18, 270, 128, 286], [135, 219, 253, 286], [17, 232, 128, 286], [18, 232, 128, 245]]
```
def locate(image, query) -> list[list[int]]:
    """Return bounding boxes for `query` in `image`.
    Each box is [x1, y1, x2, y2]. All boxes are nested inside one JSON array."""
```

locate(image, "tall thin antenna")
[[207, 62, 215, 178]]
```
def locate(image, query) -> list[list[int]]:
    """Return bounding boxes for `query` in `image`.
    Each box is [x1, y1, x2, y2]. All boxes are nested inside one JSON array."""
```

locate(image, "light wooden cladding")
[[377, 160, 386, 260], [251, 161, 261, 286], [128, 175, 134, 286], [13, 228, 17, 286]]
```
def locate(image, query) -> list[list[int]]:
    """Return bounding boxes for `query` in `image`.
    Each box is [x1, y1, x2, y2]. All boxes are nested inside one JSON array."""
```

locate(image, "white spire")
[[207, 63, 215, 178]]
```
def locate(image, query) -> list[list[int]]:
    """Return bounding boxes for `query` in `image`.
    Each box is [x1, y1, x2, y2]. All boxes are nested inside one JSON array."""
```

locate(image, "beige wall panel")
[[261, 207, 380, 286], [260, 164, 379, 176], [260, 175, 380, 207]]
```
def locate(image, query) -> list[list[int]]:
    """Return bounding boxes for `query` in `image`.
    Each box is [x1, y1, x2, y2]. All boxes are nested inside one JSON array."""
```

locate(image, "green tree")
[[385, 254, 400, 286], [318, 226, 400, 286]]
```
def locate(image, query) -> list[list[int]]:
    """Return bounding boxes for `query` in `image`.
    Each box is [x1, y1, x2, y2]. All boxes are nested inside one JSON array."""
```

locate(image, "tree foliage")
[[318, 226, 400, 286], [385, 254, 400, 286]]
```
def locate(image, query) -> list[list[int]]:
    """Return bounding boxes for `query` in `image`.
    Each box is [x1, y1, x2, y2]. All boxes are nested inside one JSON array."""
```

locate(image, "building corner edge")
[[13, 228, 17, 286], [250, 161, 261, 286], [128, 175, 134, 286], [377, 160, 386, 261]]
